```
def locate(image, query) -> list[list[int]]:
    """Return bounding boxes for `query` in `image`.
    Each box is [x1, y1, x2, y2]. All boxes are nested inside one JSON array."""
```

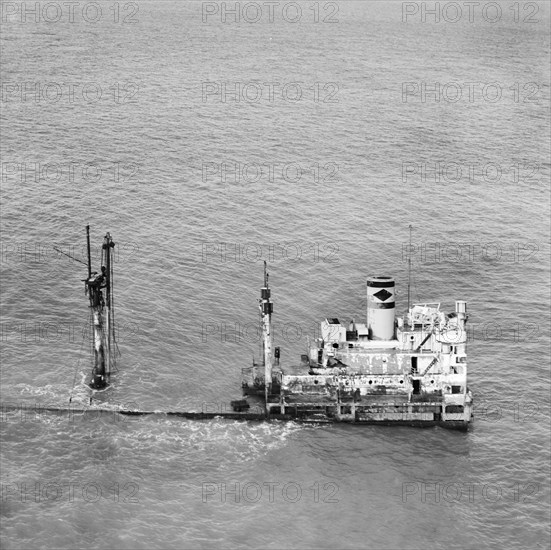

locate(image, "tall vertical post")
[[407, 224, 413, 313], [86, 225, 92, 279], [104, 233, 111, 308], [86, 228, 115, 390], [103, 233, 111, 378], [260, 261, 273, 410]]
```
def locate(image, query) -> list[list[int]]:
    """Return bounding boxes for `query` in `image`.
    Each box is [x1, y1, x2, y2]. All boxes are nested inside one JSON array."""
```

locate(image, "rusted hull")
[[2, 405, 470, 430], [163, 412, 471, 430], [121, 411, 471, 430]]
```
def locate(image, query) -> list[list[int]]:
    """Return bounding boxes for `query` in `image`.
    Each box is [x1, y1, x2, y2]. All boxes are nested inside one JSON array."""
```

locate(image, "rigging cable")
[[53, 246, 88, 266]]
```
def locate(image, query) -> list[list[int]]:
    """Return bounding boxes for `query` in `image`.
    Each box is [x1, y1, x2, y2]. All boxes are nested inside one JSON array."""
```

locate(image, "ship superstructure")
[[242, 268, 473, 430]]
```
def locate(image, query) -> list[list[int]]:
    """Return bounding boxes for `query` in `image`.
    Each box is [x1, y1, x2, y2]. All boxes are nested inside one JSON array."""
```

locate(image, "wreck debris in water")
[[241, 262, 473, 430]]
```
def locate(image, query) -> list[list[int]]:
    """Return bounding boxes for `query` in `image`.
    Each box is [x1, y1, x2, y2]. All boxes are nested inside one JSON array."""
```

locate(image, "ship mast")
[[85, 226, 116, 389], [259, 261, 273, 407], [407, 224, 413, 313], [86, 226, 92, 279]]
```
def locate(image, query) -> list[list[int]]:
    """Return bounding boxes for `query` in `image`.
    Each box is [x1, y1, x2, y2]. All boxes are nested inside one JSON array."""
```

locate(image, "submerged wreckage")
[[241, 263, 473, 430], [59, 227, 472, 430], [84, 227, 117, 390]]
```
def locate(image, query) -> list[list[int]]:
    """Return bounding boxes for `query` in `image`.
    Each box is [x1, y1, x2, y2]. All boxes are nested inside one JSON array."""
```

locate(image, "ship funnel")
[[367, 276, 395, 340], [455, 300, 467, 328], [455, 300, 467, 314]]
